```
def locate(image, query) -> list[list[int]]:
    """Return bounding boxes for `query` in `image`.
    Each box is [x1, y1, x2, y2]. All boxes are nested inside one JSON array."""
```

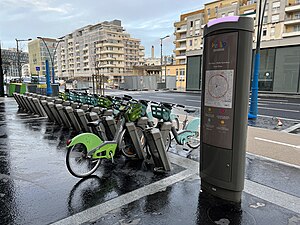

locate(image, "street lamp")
[[15, 38, 32, 78], [160, 35, 170, 83], [248, 0, 268, 119], [37, 37, 63, 84]]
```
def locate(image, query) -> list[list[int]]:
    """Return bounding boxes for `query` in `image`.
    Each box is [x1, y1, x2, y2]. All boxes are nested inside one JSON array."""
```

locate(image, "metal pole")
[[15, 39, 21, 78], [160, 38, 163, 82], [0, 42, 4, 97], [249, 0, 267, 119], [45, 60, 52, 96]]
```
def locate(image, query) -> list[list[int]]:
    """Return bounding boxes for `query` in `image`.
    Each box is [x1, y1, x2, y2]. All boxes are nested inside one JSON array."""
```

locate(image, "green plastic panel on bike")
[[151, 105, 171, 121], [185, 118, 200, 132], [68, 132, 103, 153], [147, 111, 154, 122], [58, 92, 67, 100], [98, 97, 112, 108], [125, 103, 142, 122], [177, 130, 196, 144]]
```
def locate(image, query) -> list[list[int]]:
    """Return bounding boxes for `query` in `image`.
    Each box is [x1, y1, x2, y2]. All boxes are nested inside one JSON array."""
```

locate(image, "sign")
[[202, 32, 238, 150], [36, 66, 40, 71]]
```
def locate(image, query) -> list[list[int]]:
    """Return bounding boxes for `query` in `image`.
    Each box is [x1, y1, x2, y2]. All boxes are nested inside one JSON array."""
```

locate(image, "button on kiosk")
[[200, 16, 253, 202]]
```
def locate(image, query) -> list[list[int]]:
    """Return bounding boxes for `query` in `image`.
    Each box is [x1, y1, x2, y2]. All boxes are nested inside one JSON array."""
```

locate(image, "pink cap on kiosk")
[[207, 16, 239, 27]]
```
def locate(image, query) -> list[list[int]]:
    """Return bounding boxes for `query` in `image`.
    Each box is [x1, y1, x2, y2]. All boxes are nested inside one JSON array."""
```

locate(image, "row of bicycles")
[[13, 90, 200, 179]]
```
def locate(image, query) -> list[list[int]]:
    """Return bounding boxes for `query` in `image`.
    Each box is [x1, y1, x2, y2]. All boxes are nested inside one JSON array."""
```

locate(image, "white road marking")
[[254, 137, 300, 149], [258, 107, 300, 113], [260, 99, 289, 102], [259, 101, 300, 106], [149, 96, 173, 100], [186, 99, 200, 102], [258, 114, 300, 122]]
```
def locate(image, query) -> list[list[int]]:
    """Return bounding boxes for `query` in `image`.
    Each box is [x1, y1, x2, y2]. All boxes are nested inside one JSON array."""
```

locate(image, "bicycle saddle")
[[184, 108, 196, 113]]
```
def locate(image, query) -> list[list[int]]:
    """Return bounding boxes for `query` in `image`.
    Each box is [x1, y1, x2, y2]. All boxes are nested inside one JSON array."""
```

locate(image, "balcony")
[[285, 2, 300, 12], [175, 46, 187, 51], [282, 30, 300, 37], [103, 42, 123, 47], [284, 17, 300, 25], [175, 55, 186, 60]]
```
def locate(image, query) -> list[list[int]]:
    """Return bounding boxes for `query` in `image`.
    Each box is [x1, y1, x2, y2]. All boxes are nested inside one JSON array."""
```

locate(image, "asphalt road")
[[105, 90, 300, 122]]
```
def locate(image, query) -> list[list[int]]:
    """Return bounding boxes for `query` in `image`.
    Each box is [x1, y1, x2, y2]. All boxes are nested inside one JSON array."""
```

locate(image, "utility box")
[[200, 16, 253, 202]]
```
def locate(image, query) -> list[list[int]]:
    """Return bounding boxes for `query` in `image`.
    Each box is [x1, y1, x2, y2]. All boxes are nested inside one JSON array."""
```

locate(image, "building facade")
[[56, 20, 145, 85], [1, 48, 29, 80], [28, 38, 57, 77], [179, 0, 300, 93]]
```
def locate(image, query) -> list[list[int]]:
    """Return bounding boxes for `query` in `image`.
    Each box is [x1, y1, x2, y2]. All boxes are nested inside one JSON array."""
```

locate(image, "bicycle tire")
[[186, 133, 200, 149], [66, 143, 101, 178], [119, 126, 146, 158]]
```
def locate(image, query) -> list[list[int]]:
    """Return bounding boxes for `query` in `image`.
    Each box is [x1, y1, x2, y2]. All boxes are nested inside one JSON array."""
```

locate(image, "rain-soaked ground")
[[0, 97, 300, 225]]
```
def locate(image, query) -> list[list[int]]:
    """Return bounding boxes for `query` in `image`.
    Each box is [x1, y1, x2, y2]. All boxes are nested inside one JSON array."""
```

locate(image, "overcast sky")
[[0, 0, 209, 57]]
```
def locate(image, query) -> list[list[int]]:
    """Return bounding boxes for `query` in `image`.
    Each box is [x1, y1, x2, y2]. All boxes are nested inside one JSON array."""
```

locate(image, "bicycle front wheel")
[[119, 126, 146, 158], [186, 134, 200, 149], [66, 143, 101, 178]]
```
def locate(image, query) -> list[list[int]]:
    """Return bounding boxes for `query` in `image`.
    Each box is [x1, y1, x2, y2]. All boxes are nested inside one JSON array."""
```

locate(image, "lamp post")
[[15, 38, 32, 78], [37, 37, 63, 84], [248, 0, 268, 119], [160, 35, 170, 83]]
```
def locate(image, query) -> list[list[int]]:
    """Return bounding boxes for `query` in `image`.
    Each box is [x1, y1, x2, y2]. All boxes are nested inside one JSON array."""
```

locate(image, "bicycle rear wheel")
[[66, 143, 101, 178]]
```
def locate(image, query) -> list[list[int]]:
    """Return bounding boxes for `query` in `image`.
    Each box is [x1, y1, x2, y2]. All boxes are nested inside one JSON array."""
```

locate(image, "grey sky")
[[0, 0, 208, 57]]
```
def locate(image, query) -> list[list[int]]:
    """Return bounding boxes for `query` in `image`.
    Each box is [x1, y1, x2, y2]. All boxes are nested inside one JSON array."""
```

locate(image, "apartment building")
[[56, 20, 145, 85], [1, 48, 29, 79], [28, 38, 57, 77]]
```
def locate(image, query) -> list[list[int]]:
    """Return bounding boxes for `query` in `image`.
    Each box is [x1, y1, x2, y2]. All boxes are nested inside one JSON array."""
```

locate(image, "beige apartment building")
[[174, 0, 300, 92], [56, 20, 145, 86], [28, 38, 57, 77]]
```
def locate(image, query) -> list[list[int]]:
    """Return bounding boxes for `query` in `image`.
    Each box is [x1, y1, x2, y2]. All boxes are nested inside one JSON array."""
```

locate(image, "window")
[[207, 9, 210, 16], [270, 27, 275, 36], [194, 39, 198, 46], [271, 14, 279, 23], [195, 20, 200, 29], [190, 21, 194, 27], [262, 29, 267, 36], [294, 25, 300, 32], [215, 6, 218, 13], [222, 13, 226, 17], [263, 16, 268, 24], [295, 13, 300, 19], [272, 1, 280, 13], [189, 40, 193, 46]]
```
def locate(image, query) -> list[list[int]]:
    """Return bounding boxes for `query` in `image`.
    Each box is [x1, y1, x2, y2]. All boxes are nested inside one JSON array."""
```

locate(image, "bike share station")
[[200, 16, 253, 202]]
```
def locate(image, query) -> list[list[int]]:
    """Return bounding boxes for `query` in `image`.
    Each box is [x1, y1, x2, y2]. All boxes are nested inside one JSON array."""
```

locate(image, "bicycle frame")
[[170, 117, 200, 145], [67, 116, 126, 160]]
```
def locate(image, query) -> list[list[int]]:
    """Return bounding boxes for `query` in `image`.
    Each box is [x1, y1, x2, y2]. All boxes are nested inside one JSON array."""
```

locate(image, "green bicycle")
[[66, 98, 145, 178]]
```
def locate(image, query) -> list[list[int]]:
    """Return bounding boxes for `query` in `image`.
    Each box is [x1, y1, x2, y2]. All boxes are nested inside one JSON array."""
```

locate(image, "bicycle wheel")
[[119, 126, 146, 158], [66, 143, 101, 178], [186, 133, 200, 149]]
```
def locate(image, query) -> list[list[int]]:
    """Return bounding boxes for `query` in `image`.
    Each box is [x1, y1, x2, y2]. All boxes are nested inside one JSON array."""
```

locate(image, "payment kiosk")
[[200, 16, 253, 202]]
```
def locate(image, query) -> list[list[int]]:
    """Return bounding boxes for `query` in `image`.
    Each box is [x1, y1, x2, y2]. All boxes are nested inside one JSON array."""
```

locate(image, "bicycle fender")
[[67, 133, 103, 152], [186, 118, 200, 132]]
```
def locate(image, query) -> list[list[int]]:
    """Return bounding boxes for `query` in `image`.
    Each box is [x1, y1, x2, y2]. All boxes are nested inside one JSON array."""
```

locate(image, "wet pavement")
[[0, 96, 300, 225]]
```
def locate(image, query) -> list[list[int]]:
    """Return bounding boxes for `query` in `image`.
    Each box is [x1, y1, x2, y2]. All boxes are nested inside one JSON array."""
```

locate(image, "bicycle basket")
[[125, 103, 142, 122], [150, 105, 171, 121]]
